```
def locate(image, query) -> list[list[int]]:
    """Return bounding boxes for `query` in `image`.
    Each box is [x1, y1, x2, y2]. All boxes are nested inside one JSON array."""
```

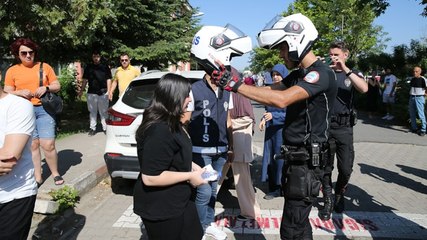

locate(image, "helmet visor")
[[263, 15, 283, 30], [210, 24, 247, 49]]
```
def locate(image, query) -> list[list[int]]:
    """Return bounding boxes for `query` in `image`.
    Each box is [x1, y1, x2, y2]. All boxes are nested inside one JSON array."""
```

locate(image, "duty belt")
[[275, 143, 329, 167], [331, 114, 350, 126]]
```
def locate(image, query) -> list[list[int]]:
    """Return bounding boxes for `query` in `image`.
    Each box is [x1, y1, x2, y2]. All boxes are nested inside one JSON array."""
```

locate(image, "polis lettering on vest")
[[202, 100, 211, 143]]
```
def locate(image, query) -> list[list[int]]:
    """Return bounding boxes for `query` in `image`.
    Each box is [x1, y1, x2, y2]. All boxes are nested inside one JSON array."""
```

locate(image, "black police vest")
[[188, 79, 231, 151]]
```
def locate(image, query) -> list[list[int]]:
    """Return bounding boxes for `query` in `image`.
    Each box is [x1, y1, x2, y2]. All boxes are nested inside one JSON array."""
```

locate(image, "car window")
[[121, 78, 159, 109]]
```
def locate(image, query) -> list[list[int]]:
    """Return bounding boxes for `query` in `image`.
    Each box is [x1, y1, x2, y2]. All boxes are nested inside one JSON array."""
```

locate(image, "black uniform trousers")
[[280, 161, 324, 240], [323, 126, 354, 195]]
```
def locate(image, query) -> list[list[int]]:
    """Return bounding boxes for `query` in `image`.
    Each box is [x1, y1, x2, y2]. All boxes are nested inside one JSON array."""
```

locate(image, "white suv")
[[104, 70, 206, 187]]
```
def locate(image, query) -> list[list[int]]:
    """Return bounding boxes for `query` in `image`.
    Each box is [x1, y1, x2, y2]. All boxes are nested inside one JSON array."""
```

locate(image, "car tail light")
[[106, 153, 123, 157], [106, 108, 136, 126]]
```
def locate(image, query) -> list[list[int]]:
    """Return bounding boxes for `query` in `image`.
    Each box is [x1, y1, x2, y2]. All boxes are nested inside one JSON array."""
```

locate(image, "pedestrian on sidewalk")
[[259, 64, 288, 200], [108, 53, 140, 102], [319, 41, 368, 220], [211, 13, 337, 240], [80, 50, 112, 136], [366, 70, 381, 118], [4, 38, 64, 186], [381, 68, 397, 120], [189, 24, 251, 240], [0, 71, 37, 240], [229, 91, 261, 220], [408, 66, 427, 136], [133, 73, 207, 240]]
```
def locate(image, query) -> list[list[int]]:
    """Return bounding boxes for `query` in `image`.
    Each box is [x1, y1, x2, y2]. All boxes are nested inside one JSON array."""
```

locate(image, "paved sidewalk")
[[34, 132, 108, 214], [31, 106, 427, 239]]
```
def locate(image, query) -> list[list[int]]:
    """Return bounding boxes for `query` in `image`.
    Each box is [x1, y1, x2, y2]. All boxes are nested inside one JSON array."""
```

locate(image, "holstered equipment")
[[331, 110, 357, 127], [280, 143, 328, 201], [276, 143, 329, 168]]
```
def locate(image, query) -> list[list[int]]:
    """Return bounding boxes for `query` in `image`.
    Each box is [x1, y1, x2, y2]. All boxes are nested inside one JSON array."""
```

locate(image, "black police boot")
[[334, 194, 345, 213], [319, 195, 334, 220]]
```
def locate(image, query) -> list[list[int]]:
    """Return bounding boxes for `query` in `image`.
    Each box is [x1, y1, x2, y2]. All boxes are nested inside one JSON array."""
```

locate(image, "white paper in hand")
[[202, 164, 220, 181]]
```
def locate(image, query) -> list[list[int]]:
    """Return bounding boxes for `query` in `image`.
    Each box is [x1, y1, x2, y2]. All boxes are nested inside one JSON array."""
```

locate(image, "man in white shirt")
[[381, 68, 397, 120], [0, 74, 37, 240]]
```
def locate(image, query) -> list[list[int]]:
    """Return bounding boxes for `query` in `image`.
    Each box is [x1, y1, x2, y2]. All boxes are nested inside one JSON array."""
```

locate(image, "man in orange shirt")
[[108, 53, 140, 101]]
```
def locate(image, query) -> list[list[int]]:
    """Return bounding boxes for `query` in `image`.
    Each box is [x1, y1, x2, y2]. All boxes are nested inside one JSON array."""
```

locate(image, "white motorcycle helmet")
[[257, 13, 318, 62], [191, 24, 252, 74]]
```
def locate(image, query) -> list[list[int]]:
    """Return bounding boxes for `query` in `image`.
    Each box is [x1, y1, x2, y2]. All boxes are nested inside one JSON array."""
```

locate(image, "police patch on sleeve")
[[303, 71, 320, 83]]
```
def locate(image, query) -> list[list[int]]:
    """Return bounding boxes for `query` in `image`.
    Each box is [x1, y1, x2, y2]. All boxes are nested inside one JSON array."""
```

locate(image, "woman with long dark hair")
[[133, 73, 207, 240]]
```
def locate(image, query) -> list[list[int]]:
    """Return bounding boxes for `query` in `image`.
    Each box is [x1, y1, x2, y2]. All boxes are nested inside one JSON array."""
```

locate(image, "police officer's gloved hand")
[[211, 64, 242, 92]]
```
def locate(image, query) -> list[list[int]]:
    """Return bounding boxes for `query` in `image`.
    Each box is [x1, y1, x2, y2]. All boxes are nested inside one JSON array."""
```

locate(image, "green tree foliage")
[[0, 0, 199, 69], [249, 48, 282, 73], [358, 39, 427, 76]]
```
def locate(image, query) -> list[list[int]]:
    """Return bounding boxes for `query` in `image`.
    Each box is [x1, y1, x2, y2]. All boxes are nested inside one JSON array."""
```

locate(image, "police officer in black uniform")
[[318, 41, 368, 221], [211, 13, 337, 240]]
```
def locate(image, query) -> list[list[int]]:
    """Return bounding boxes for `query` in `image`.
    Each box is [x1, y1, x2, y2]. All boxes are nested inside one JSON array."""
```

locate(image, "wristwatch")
[[345, 69, 353, 77], [45, 86, 50, 92]]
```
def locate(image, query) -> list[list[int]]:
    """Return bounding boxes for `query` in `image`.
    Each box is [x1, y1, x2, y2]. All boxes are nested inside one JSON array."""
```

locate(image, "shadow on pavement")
[[313, 182, 426, 239], [215, 155, 269, 240], [41, 149, 83, 183], [396, 164, 427, 181], [358, 111, 408, 133], [359, 163, 427, 195], [32, 209, 85, 240]]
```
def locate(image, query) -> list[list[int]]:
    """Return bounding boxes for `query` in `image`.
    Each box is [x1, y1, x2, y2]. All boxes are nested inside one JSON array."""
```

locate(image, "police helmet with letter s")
[[191, 24, 252, 75], [257, 13, 318, 62]]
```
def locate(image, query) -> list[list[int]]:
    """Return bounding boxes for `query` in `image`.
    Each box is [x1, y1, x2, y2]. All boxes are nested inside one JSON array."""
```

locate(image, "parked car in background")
[[104, 70, 205, 189]]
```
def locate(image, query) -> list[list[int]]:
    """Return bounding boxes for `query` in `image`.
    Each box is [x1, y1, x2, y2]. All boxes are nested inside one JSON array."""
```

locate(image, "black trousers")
[[280, 198, 314, 240], [0, 195, 36, 240], [323, 126, 354, 195], [280, 161, 323, 240], [142, 201, 203, 240]]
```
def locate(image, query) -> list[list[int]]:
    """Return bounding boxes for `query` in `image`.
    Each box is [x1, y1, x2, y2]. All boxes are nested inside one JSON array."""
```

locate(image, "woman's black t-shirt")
[[133, 122, 193, 220]]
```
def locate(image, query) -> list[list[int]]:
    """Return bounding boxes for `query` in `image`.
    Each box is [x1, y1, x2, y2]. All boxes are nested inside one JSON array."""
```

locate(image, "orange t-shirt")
[[4, 62, 58, 105]]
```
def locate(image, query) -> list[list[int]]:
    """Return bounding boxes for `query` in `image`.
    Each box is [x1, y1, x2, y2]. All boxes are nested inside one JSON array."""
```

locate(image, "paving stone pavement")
[[107, 140, 427, 239]]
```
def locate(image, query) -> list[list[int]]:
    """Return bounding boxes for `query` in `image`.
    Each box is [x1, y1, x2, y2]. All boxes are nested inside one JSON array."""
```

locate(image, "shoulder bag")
[[39, 62, 63, 115]]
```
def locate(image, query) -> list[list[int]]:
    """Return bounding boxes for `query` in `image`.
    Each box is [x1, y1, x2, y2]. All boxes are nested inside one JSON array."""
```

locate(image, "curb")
[[34, 164, 109, 214]]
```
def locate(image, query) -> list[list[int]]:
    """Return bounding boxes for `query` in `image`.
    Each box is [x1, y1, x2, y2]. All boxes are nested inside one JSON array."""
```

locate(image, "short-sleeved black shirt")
[[281, 60, 337, 145], [133, 122, 193, 221], [331, 70, 363, 116], [82, 63, 112, 95]]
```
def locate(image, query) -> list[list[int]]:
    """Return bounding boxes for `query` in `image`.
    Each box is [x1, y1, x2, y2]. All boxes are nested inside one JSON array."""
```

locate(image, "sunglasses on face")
[[20, 51, 34, 57], [120, 59, 129, 62]]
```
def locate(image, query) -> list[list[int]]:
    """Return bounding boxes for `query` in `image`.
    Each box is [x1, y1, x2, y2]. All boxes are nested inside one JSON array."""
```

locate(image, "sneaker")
[[263, 189, 281, 200], [381, 114, 390, 120], [334, 194, 345, 213], [103, 130, 107, 135], [88, 129, 96, 136], [204, 223, 227, 240], [386, 115, 394, 120], [419, 131, 426, 136]]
